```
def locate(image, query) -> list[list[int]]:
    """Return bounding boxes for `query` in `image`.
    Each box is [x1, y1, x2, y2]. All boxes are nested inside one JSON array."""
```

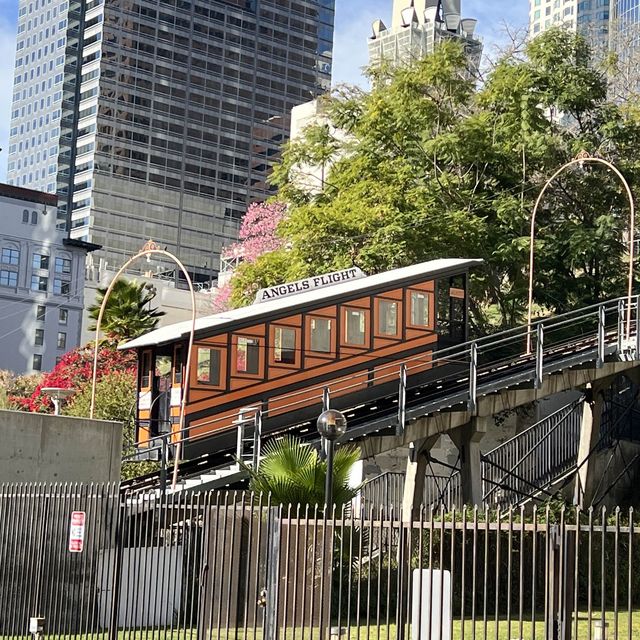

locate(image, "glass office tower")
[[616, 0, 640, 28], [8, 1, 334, 281], [529, 0, 610, 44]]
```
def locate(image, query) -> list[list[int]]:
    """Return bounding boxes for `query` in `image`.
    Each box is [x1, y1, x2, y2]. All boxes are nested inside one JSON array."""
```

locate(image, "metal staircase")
[[481, 397, 584, 507]]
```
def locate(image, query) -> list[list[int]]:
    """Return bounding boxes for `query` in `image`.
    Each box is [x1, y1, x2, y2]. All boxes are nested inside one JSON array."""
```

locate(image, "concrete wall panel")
[[0, 409, 122, 483]]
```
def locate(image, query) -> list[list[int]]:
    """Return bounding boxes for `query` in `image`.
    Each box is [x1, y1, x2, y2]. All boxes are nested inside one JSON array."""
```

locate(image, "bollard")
[[29, 617, 44, 640], [330, 627, 346, 640], [593, 620, 609, 640]]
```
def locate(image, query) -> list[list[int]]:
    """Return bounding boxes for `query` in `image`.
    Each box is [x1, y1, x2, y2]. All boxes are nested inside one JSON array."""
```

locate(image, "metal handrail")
[[129, 296, 639, 481], [482, 397, 585, 504]]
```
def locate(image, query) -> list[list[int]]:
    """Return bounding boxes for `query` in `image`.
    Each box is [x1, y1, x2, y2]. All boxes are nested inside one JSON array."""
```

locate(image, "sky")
[[0, 0, 528, 182]]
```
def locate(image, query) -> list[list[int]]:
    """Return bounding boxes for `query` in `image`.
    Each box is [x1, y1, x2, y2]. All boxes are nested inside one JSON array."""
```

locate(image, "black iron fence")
[[1, 484, 639, 639]]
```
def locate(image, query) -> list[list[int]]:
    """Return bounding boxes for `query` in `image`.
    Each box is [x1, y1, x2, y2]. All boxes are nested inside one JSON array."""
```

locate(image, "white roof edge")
[[120, 258, 482, 350]]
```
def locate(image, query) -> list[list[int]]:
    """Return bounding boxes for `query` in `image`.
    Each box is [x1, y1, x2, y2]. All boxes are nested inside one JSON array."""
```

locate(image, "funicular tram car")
[[121, 258, 480, 460]]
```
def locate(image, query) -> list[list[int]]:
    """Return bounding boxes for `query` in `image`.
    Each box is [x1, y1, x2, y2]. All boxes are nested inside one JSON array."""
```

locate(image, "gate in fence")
[[1, 484, 639, 640]]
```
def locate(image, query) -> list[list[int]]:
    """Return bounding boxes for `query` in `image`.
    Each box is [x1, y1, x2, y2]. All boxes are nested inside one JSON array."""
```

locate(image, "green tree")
[[230, 30, 640, 330], [241, 435, 360, 507], [63, 370, 157, 480], [88, 278, 165, 343]]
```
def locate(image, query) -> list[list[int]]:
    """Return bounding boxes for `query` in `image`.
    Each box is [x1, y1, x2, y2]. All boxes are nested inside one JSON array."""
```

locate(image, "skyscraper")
[[368, 0, 482, 70], [8, 1, 334, 282], [616, 0, 640, 25], [528, 0, 610, 41]]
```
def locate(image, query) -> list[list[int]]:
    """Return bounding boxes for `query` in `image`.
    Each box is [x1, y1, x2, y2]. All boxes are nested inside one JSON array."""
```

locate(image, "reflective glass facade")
[[617, 0, 640, 26], [10, 0, 334, 280], [7, 0, 69, 207], [529, 0, 610, 44]]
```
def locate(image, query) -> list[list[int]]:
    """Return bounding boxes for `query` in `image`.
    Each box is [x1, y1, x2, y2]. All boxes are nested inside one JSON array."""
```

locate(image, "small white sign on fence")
[[411, 569, 451, 640], [68, 511, 86, 553]]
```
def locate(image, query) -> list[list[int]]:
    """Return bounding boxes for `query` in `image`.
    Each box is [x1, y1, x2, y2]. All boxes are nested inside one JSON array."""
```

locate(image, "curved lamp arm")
[[527, 152, 635, 351], [90, 241, 197, 490]]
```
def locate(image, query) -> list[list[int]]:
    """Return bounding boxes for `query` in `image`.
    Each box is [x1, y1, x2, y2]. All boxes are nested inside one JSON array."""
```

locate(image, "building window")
[[32, 253, 49, 270], [54, 256, 71, 274], [31, 275, 48, 291], [31, 210, 38, 224], [58, 308, 68, 324], [310, 317, 332, 353], [32, 354, 42, 371], [37, 305, 46, 322], [236, 336, 260, 374], [174, 344, 184, 384], [273, 326, 296, 364], [140, 350, 152, 388], [53, 279, 70, 295], [0, 270, 18, 287], [345, 308, 366, 345], [410, 291, 430, 327], [378, 300, 398, 336], [57, 331, 66, 349], [197, 347, 221, 385], [1, 247, 20, 265], [35, 328, 44, 346], [22, 209, 29, 223]]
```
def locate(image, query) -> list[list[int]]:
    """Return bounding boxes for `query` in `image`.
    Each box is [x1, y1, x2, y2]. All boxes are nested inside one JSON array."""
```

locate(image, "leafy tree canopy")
[[88, 278, 165, 343], [63, 370, 157, 480], [230, 29, 640, 330]]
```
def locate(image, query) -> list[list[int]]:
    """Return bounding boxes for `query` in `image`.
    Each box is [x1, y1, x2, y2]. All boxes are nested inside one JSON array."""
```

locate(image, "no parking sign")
[[68, 511, 86, 553]]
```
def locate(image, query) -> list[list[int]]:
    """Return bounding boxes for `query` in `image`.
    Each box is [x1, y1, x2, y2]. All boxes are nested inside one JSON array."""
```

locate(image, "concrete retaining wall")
[[0, 409, 122, 482]]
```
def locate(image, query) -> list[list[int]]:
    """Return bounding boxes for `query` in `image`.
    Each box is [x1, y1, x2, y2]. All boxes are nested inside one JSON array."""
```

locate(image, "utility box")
[[29, 617, 45, 636], [411, 569, 451, 640]]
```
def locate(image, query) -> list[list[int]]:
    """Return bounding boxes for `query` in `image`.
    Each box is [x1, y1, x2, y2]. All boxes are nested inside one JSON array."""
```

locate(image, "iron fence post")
[[264, 508, 281, 640], [468, 342, 477, 413], [597, 304, 606, 368], [535, 323, 544, 389], [107, 496, 125, 640], [397, 363, 407, 436]]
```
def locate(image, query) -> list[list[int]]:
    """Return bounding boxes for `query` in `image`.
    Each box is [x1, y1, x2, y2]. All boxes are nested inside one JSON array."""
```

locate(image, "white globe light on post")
[[41, 387, 76, 416], [316, 408, 347, 509]]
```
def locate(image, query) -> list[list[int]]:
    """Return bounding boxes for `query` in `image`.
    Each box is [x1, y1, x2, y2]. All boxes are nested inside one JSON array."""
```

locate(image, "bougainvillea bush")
[[9, 344, 136, 413], [210, 201, 287, 312]]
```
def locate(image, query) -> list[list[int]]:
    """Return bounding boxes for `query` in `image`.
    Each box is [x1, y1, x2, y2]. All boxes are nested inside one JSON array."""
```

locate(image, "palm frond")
[[240, 435, 361, 507]]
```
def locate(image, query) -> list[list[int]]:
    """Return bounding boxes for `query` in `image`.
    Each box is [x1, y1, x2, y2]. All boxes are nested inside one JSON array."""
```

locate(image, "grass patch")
[[3, 611, 638, 639]]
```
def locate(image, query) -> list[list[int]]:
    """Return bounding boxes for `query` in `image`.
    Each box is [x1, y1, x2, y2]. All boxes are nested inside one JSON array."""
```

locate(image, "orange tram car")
[[122, 258, 480, 460]]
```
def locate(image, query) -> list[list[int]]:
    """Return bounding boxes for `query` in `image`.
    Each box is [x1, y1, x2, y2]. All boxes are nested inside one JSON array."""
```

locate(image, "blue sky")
[[0, 0, 528, 181]]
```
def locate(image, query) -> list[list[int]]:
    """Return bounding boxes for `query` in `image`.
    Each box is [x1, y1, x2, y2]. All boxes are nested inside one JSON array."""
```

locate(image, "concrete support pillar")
[[449, 416, 489, 507], [401, 435, 439, 519], [574, 385, 605, 508]]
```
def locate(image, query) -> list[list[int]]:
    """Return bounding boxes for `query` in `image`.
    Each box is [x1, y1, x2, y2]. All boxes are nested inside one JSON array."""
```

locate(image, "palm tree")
[[241, 435, 360, 507], [88, 278, 165, 342]]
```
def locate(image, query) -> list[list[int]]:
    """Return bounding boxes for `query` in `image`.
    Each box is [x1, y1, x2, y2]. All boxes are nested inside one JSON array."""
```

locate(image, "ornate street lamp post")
[[316, 408, 347, 508], [89, 239, 197, 489], [527, 150, 636, 352]]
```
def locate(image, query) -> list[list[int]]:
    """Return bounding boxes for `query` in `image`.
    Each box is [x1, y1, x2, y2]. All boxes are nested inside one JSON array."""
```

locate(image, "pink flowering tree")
[[211, 201, 287, 312]]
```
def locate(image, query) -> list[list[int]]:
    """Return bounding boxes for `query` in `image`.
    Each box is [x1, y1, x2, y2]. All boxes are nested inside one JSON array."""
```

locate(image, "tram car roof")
[[120, 257, 482, 350]]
